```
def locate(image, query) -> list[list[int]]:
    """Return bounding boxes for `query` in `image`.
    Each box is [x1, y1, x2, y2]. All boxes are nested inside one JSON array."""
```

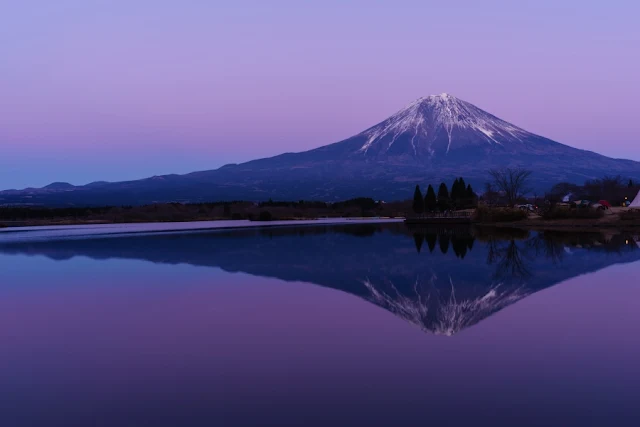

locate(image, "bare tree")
[[483, 182, 499, 206], [488, 168, 533, 207]]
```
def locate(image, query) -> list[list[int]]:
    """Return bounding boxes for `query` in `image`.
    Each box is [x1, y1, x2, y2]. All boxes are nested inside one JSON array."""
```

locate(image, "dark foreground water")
[[1, 222, 639, 426]]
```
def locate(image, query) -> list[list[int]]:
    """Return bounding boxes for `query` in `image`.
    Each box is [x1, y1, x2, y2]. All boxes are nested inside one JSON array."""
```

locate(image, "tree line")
[[412, 178, 477, 215], [480, 169, 639, 207], [547, 175, 639, 205]]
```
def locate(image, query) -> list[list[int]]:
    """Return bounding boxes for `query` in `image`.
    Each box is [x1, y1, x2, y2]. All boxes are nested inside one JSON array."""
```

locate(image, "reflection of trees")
[[526, 231, 639, 262], [477, 229, 533, 281], [426, 233, 437, 253], [484, 229, 640, 279], [526, 234, 566, 264], [439, 234, 450, 254], [451, 235, 473, 259], [486, 239, 532, 280], [409, 227, 475, 258], [413, 233, 424, 253], [407, 225, 639, 262]]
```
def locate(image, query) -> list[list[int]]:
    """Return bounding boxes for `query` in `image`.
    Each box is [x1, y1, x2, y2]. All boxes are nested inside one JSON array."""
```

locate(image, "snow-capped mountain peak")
[[358, 93, 532, 156]]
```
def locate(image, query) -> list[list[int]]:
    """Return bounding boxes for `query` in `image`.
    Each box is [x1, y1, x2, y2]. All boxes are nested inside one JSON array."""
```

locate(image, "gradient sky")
[[1, 0, 639, 189]]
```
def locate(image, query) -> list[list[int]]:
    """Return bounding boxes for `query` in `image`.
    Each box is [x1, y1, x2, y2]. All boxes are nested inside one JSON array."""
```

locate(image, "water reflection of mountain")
[[1, 224, 639, 336]]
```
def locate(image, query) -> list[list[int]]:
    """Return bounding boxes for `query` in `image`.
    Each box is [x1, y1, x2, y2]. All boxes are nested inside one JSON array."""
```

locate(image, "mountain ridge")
[[2, 93, 640, 206]]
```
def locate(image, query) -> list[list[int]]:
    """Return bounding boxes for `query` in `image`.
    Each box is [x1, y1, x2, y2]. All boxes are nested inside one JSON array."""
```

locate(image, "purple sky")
[[1, 1, 639, 189]]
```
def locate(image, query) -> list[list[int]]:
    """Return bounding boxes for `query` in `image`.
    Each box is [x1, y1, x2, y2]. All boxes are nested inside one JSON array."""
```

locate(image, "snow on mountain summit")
[[358, 93, 532, 156]]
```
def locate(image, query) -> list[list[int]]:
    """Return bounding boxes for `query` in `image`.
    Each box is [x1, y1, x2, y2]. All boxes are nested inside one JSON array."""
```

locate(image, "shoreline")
[[3, 212, 640, 234], [0, 218, 404, 241], [0, 216, 401, 230]]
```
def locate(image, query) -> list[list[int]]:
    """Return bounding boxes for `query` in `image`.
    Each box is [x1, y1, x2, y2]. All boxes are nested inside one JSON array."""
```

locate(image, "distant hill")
[[3, 93, 640, 206], [43, 182, 76, 190]]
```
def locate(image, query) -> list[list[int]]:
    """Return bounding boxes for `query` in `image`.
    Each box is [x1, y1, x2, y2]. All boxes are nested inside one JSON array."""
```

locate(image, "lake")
[[1, 221, 639, 426]]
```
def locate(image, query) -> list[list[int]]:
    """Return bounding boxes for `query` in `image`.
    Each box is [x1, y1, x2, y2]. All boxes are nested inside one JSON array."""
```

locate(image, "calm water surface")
[[1, 222, 639, 426]]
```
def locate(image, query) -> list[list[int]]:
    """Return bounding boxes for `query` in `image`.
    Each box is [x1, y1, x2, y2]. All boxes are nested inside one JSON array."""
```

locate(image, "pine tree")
[[450, 178, 466, 209], [458, 177, 470, 208], [466, 184, 477, 208], [458, 178, 466, 198], [451, 179, 460, 202], [629, 179, 634, 188], [412, 185, 424, 215], [424, 184, 437, 212], [437, 182, 450, 211], [466, 184, 475, 199]]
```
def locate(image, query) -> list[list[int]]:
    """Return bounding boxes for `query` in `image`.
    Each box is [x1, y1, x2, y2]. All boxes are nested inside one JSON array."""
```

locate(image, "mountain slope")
[[2, 94, 640, 205]]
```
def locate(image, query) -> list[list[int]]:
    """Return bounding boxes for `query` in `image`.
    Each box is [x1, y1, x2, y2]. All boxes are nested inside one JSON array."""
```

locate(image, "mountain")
[[1, 223, 638, 335], [2, 93, 640, 206]]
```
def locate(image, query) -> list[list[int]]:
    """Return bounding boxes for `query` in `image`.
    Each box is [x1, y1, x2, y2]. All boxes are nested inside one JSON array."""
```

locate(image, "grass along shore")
[[474, 206, 640, 232], [0, 199, 409, 228], [2, 201, 640, 232]]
